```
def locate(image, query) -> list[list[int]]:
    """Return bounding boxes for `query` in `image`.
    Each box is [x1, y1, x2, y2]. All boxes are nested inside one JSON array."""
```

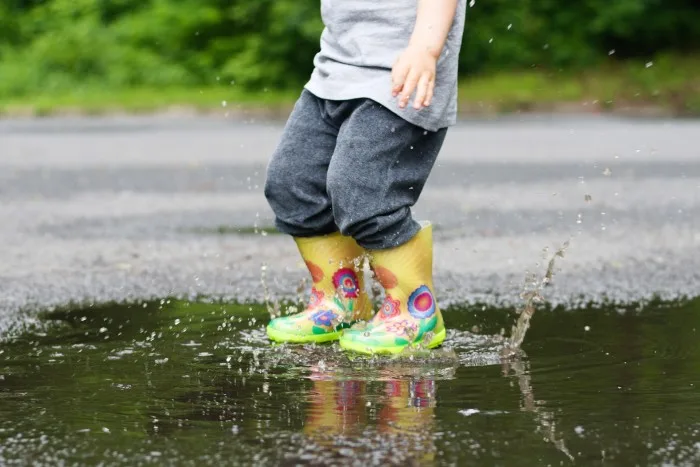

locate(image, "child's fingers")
[[391, 61, 409, 97], [424, 80, 435, 107], [399, 70, 420, 108], [413, 73, 431, 109]]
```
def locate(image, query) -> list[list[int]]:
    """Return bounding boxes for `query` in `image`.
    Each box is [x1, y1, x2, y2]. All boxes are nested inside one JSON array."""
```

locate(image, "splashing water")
[[261, 263, 281, 319], [502, 240, 570, 357], [502, 355, 574, 461]]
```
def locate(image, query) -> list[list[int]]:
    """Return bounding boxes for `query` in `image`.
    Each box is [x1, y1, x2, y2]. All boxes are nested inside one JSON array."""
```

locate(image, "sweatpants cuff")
[[273, 219, 338, 238], [354, 218, 421, 251]]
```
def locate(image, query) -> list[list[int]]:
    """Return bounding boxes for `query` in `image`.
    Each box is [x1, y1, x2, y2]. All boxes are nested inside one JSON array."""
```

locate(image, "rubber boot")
[[266, 232, 373, 344], [339, 222, 445, 355]]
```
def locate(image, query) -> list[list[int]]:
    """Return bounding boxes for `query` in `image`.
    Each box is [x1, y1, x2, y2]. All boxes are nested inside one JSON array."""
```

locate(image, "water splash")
[[502, 240, 570, 356], [261, 263, 280, 319], [502, 355, 574, 462], [295, 277, 308, 310]]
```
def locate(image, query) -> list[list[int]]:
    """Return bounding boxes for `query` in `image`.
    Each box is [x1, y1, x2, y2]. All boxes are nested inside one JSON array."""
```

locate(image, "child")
[[264, 0, 466, 354]]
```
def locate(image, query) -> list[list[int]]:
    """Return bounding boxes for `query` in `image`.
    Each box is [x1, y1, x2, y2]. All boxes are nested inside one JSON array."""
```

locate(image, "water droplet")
[[603, 167, 612, 176], [645, 61, 653, 68], [469, 0, 475, 6], [221, 100, 227, 108], [507, 23, 512, 30], [608, 49, 616, 55]]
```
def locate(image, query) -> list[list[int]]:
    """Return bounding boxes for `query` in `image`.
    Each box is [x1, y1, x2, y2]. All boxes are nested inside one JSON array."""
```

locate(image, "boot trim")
[[339, 327, 446, 355]]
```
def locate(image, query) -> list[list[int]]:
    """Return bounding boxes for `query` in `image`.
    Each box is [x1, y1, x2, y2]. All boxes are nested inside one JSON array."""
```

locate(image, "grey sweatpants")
[[264, 90, 447, 250]]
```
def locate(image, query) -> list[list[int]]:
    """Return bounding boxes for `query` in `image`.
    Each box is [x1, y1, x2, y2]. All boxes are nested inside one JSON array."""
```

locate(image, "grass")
[[0, 86, 298, 117], [1, 54, 698, 118], [458, 54, 700, 115]]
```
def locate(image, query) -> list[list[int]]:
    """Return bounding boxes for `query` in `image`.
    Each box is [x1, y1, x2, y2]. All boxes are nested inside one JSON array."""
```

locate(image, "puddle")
[[1, 298, 699, 465]]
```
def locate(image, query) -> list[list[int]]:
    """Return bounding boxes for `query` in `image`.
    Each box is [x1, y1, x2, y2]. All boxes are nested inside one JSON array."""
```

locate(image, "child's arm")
[[392, 0, 459, 110]]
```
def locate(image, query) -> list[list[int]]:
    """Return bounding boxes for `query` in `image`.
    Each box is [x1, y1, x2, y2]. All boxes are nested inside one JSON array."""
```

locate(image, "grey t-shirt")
[[304, 0, 467, 132]]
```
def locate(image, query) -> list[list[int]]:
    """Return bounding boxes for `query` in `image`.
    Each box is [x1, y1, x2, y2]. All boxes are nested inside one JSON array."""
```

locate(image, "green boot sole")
[[338, 327, 446, 355], [266, 325, 344, 344]]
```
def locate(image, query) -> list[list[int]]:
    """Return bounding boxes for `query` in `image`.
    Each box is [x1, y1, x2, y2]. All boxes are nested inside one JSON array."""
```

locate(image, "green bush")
[[0, 0, 698, 97]]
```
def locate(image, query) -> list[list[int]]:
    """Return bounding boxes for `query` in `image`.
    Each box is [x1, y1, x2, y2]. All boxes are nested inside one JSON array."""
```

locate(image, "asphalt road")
[[1, 114, 699, 335]]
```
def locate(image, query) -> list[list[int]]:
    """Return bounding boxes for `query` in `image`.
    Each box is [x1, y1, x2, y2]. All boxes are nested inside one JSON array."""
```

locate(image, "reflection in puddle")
[[503, 355, 574, 462], [0, 298, 699, 465], [298, 367, 441, 465]]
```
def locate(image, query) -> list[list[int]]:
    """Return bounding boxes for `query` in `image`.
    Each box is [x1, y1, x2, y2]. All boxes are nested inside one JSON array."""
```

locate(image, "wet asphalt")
[[1, 114, 699, 335]]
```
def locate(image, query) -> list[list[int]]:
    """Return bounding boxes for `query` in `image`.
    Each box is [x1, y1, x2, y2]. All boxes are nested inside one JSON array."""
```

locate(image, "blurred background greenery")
[[1, 0, 699, 115]]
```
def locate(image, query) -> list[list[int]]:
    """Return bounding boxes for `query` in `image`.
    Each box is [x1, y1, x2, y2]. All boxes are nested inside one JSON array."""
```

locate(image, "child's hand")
[[391, 45, 438, 110]]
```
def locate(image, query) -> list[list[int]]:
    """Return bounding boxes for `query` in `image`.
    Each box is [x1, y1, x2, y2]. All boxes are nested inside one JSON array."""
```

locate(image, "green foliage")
[[460, 0, 700, 72], [0, 0, 699, 98]]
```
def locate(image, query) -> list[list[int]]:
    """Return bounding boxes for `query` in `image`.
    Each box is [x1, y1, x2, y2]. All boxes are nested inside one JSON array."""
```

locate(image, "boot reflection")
[[304, 375, 366, 438], [378, 378, 437, 463], [302, 369, 437, 464]]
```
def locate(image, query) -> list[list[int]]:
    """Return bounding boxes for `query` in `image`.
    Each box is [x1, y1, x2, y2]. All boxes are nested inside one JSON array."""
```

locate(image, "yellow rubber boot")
[[266, 232, 373, 344], [339, 223, 445, 355]]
